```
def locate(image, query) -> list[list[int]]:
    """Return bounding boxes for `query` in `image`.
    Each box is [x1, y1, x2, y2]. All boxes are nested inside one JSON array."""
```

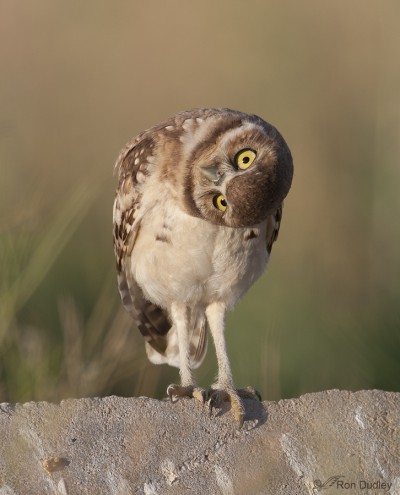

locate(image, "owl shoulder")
[[266, 206, 283, 254]]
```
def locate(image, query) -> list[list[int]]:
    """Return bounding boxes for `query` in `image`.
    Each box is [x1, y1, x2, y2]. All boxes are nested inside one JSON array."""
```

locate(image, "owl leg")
[[205, 302, 246, 428], [167, 302, 206, 403]]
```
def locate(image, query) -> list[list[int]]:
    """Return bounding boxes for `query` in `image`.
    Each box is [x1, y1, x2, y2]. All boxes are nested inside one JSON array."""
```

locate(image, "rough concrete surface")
[[0, 390, 399, 495]]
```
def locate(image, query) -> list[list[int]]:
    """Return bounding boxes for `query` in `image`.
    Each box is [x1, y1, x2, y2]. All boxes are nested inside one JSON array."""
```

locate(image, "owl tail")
[[145, 310, 208, 370], [117, 270, 208, 369]]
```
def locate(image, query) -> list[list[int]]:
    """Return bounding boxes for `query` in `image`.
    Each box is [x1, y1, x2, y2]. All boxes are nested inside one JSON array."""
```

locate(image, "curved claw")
[[166, 384, 206, 404], [208, 393, 221, 417], [209, 398, 214, 418], [207, 387, 261, 428], [208, 389, 244, 427], [167, 384, 178, 403]]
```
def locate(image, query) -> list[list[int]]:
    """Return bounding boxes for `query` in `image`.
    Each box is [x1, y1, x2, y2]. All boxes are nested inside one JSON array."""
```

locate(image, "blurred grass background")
[[0, 1, 399, 404]]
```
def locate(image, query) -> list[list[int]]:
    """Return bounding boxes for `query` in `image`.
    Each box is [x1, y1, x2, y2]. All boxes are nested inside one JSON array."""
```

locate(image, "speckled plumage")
[[113, 108, 293, 426]]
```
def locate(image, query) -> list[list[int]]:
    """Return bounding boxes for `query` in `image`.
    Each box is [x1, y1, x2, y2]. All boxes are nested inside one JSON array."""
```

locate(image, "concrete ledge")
[[0, 390, 399, 494]]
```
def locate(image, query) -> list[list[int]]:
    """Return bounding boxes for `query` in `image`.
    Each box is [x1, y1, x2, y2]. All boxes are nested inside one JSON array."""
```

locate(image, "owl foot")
[[237, 386, 262, 401], [167, 384, 207, 404], [208, 386, 261, 428]]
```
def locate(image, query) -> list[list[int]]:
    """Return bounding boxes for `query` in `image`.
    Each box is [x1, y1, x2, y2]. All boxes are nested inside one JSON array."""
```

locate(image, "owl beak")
[[200, 165, 220, 183]]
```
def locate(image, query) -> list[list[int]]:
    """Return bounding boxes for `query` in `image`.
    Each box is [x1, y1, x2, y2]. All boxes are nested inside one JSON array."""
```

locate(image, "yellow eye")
[[235, 149, 256, 170], [213, 194, 227, 211]]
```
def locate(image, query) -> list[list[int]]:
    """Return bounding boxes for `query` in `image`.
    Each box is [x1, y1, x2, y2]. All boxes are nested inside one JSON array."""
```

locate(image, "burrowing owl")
[[113, 108, 293, 427]]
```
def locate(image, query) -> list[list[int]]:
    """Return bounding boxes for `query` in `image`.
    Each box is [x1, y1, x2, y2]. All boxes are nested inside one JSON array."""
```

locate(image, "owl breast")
[[130, 195, 269, 311]]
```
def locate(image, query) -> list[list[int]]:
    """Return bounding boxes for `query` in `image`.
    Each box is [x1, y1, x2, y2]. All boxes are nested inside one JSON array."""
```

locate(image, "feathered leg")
[[167, 302, 206, 403], [206, 302, 260, 428]]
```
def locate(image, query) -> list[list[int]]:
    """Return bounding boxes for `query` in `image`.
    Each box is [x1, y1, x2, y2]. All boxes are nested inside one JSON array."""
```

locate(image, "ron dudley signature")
[[313, 475, 392, 492]]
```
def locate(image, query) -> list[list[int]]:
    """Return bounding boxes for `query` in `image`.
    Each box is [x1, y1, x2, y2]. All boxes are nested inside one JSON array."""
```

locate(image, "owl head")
[[181, 109, 293, 228]]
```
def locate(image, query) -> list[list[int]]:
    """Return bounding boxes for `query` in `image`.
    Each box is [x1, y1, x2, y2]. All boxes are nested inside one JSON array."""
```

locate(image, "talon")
[[167, 385, 177, 403], [209, 397, 215, 417], [207, 387, 252, 427], [166, 384, 206, 404]]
